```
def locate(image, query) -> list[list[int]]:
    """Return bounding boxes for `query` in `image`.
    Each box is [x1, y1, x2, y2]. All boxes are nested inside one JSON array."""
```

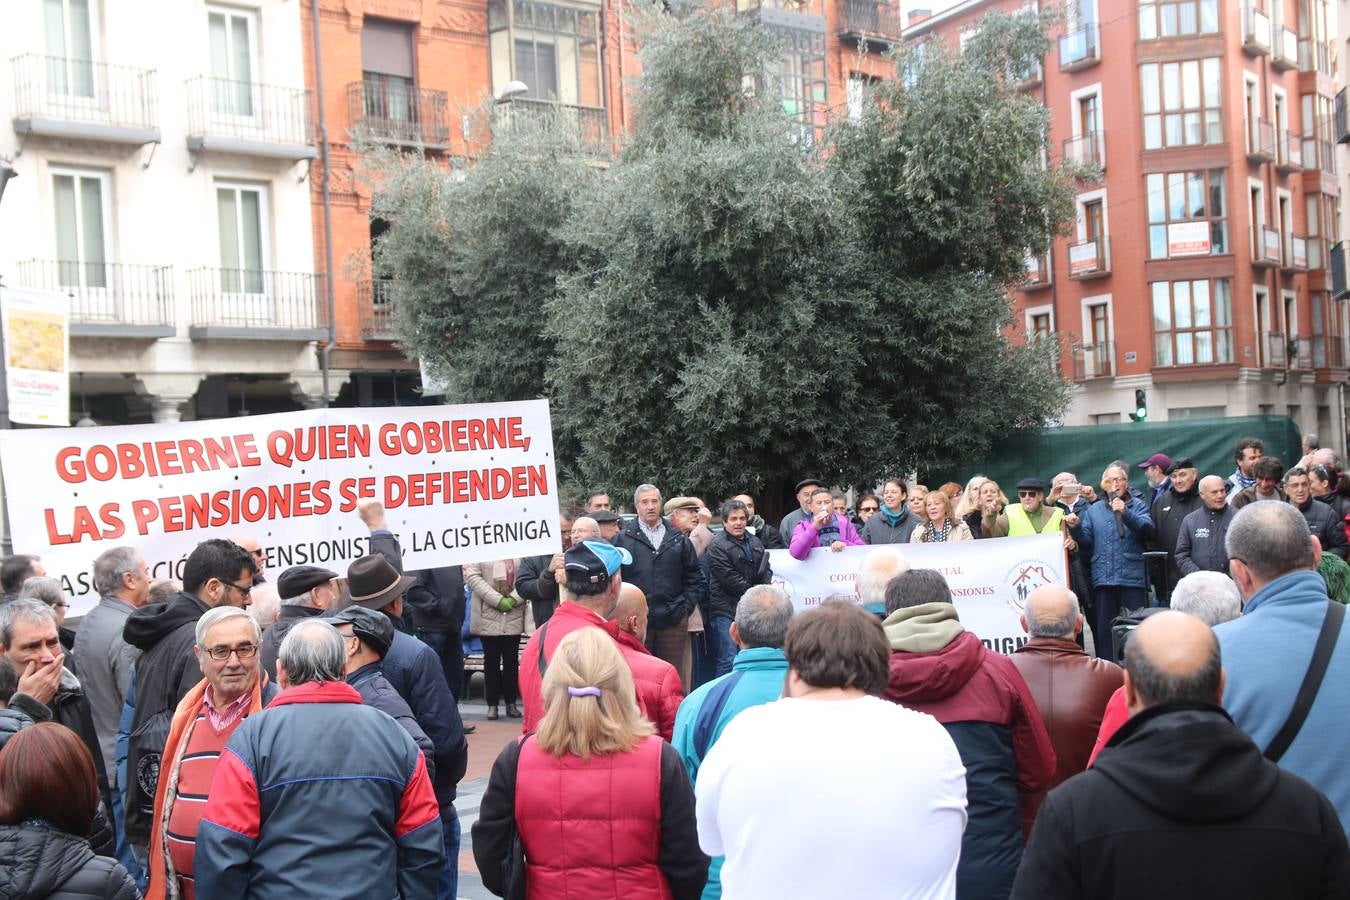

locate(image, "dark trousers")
[[480, 634, 520, 707], [646, 618, 692, 690], [1093, 586, 1148, 662], [418, 630, 465, 700]]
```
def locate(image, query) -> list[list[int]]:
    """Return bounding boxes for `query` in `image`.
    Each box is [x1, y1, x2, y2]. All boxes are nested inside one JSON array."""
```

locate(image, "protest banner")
[[767, 534, 1068, 654], [0, 400, 559, 616]]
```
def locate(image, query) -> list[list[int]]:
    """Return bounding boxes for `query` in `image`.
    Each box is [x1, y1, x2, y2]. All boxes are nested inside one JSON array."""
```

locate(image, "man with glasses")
[[121, 538, 257, 857], [1284, 465, 1350, 559], [143, 605, 276, 900]]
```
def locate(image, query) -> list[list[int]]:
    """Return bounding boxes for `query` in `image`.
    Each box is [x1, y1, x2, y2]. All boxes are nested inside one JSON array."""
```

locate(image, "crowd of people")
[[1, 436, 1350, 898]]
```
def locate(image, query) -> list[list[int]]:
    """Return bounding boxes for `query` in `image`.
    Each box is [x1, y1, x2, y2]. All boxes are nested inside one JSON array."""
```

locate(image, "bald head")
[[570, 516, 600, 542], [1123, 611, 1224, 714], [856, 547, 910, 607], [1022, 584, 1081, 639], [612, 583, 649, 643]]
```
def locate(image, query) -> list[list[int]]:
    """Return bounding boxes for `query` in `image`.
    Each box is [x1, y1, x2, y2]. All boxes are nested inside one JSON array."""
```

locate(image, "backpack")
[[1110, 606, 1170, 665]]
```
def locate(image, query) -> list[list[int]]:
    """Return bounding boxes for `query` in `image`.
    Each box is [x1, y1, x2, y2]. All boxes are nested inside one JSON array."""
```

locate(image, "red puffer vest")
[[515, 734, 672, 900]]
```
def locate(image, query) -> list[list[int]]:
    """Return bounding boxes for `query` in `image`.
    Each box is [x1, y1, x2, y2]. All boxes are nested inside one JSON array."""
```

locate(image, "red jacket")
[[519, 602, 684, 740], [1087, 686, 1130, 767]]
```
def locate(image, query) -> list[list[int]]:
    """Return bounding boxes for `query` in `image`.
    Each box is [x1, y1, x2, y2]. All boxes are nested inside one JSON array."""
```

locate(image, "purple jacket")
[[789, 514, 865, 560]]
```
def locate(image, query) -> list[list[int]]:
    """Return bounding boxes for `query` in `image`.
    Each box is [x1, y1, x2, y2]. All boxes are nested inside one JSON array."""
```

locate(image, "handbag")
[[502, 736, 529, 900]]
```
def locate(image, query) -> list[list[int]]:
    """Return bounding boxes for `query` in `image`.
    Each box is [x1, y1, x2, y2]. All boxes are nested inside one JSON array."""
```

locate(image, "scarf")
[[924, 519, 953, 542], [880, 505, 905, 527], [1231, 468, 1256, 491]]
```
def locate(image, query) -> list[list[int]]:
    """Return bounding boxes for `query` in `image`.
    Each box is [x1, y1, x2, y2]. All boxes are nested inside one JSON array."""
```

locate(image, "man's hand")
[[18, 656, 63, 706], [1064, 513, 1080, 527], [830, 540, 845, 552], [554, 567, 566, 585], [358, 499, 388, 532], [1081, 487, 1098, 503], [1109, 497, 1126, 514], [698, 506, 713, 527], [545, 552, 564, 573], [1064, 536, 1078, 552], [814, 508, 831, 528]]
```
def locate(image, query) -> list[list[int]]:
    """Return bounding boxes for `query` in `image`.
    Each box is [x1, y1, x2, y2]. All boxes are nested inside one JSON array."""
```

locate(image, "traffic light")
[[1130, 389, 1148, 422]]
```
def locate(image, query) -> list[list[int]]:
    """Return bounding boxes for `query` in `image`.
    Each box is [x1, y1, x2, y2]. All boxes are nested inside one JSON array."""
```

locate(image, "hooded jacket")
[[0, 822, 137, 900], [1012, 704, 1350, 900], [348, 660, 437, 779], [121, 591, 210, 846], [881, 603, 1055, 900], [1174, 504, 1235, 576], [1148, 483, 1203, 593], [1295, 496, 1350, 559]]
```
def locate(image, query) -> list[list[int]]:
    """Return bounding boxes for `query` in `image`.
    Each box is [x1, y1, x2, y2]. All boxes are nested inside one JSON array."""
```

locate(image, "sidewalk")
[[454, 698, 521, 900]]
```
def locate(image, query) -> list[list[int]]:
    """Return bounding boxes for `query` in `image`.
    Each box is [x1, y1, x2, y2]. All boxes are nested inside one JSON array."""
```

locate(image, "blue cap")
[[564, 540, 632, 584]]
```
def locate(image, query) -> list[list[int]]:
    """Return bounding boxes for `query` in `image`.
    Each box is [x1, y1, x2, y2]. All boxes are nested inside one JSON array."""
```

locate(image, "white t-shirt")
[[696, 694, 967, 900]]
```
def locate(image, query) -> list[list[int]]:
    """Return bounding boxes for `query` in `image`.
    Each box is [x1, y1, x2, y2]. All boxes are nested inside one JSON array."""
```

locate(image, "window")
[[362, 19, 416, 124], [1031, 312, 1052, 339], [846, 73, 878, 124], [766, 26, 829, 147], [216, 183, 267, 294], [1301, 93, 1336, 174], [1153, 278, 1233, 366], [1083, 198, 1105, 240], [1138, 0, 1218, 38], [1141, 58, 1221, 149], [1147, 170, 1227, 258], [1088, 302, 1109, 345], [44, 0, 96, 97], [52, 168, 110, 289], [488, 0, 604, 108], [208, 6, 258, 117]]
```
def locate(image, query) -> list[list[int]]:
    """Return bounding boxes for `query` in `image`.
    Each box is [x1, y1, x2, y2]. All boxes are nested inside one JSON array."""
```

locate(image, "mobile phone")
[[1062, 483, 1082, 500]]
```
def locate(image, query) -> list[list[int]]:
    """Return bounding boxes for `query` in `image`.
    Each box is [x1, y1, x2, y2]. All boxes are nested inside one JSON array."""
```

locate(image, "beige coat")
[[909, 520, 975, 543], [465, 558, 533, 637]]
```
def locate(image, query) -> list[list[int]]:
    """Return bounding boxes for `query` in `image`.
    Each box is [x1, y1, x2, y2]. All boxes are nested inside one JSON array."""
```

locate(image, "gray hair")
[[734, 585, 794, 649], [278, 620, 346, 685], [1124, 625, 1222, 707], [1170, 572, 1241, 626], [633, 483, 660, 506], [248, 584, 282, 629], [93, 546, 141, 597], [856, 548, 911, 607], [1225, 502, 1316, 580], [195, 606, 261, 648], [18, 577, 66, 609], [1025, 590, 1081, 638], [884, 569, 952, 614], [0, 599, 57, 647], [1305, 433, 1320, 450]]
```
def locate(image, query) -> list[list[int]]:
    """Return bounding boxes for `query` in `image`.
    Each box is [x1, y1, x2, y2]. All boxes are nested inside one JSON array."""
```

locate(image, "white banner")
[[1, 286, 69, 426], [0, 400, 560, 615], [767, 534, 1068, 654]]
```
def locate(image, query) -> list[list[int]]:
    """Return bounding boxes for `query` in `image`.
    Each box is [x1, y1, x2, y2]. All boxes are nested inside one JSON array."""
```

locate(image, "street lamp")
[[0, 161, 16, 206], [495, 81, 529, 103]]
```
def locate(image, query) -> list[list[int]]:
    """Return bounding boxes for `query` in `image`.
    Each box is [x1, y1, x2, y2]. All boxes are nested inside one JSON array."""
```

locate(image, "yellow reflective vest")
[[1006, 503, 1064, 536]]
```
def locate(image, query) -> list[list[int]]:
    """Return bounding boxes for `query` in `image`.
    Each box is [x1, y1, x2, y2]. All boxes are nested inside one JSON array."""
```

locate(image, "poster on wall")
[[0, 286, 69, 427]]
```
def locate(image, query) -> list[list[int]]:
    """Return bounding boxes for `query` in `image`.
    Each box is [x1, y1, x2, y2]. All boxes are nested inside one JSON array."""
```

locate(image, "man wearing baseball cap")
[[1139, 453, 1173, 504]]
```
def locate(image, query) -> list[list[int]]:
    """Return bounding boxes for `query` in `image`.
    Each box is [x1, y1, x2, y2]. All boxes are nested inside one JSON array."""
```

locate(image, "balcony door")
[[1076, 94, 1099, 163], [362, 20, 417, 131], [43, 0, 100, 115], [208, 6, 259, 127], [216, 183, 270, 325], [1087, 301, 1110, 375], [52, 168, 113, 321]]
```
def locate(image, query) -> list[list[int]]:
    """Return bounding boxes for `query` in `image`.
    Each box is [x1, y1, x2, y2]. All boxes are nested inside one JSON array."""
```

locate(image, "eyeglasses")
[[204, 643, 258, 661], [1017, 491, 1040, 498], [859, 506, 879, 513], [227, 581, 253, 598]]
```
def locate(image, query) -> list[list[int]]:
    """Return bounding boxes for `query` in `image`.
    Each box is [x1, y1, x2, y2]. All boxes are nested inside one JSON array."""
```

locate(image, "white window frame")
[[206, 4, 261, 123], [43, 0, 101, 106], [1024, 303, 1055, 339], [1074, 187, 1109, 241], [1069, 83, 1105, 168], [214, 179, 271, 303], [49, 164, 114, 288]]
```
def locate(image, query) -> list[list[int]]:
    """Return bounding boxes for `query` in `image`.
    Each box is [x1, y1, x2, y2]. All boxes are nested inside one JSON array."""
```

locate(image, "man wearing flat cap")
[[1007, 479, 1066, 537], [666, 496, 715, 557], [344, 554, 469, 900], [258, 564, 338, 680], [328, 606, 442, 782], [1148, 458, 1202, 604], [779, 478, 825, 546]]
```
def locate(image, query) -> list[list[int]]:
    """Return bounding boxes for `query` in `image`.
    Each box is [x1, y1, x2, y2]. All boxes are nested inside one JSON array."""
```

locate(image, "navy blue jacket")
[[1070, 495, 1156, 589], [349, 661, 439, 784], [382, 625, 469, 808]]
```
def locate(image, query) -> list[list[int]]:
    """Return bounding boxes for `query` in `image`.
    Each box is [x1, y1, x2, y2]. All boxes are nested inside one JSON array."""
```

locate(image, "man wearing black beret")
[[1148, 457, 1202, 606], [779, 478, 826, 545]]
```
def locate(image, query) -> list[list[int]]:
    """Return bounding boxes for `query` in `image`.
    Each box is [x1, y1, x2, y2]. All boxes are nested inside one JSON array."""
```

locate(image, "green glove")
[[496, 596, 515, 612]]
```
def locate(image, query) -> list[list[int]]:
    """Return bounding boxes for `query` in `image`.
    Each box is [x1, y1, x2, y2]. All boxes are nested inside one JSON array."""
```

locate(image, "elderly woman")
[[908, 485, 930, 518], [1069, 464, 1156, 661], [953, 476, 988, 522], [963, 479, 1010, 540], [466, 558, 533, 720], [911, 490, 974, 543]]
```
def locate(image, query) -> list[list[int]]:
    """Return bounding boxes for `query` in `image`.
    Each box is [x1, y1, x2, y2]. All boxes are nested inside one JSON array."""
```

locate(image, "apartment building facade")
[[908, 0, 1346, 441], [0, 0, 327, 424]]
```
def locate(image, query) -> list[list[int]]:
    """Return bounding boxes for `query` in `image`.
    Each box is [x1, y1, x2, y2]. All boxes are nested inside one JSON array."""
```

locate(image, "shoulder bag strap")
[[1266, 600, 1345, 762], [535, 621, 550, 677]]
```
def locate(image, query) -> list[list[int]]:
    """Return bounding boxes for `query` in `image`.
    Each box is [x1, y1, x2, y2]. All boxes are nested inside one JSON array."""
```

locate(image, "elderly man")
[[1217, 502, 1350, 831], [1138, 452, 1173, 504], [343, 553, 468, 900], [609, 584, 684, 740], [257, 565, 338, 680], [1175, 475, 1235, 576], [144, 606, 277, 899], [1007, 478, 1066, 537], [1284, 465, 1350, 559], [696, 602, 967, 899], [667, 496, 716, 557], [614, 484, 701, 689], [516, 507, 578, 628], [704, 499, 773, 676], [1148, 458, 1202, 604], [195, 621, 443, 900], [593, 509, 623, 542], [1009, 585, 1123, 834], [674, 585, 794, 900], [789, 488, 865, 560], [328, 606, 438, 777], [882, 570, 1055, 899], [1014, 612, 1350, 900], [778, 477, 825, 545], [856, 546, 910, 615]]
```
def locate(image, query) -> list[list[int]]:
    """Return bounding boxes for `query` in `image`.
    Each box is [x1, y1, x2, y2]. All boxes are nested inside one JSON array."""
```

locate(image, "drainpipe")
[[310, 0, 336, 406]]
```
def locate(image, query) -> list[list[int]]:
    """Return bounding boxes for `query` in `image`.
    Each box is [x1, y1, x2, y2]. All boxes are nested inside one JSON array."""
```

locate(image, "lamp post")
[[0, 162, 15, 206]]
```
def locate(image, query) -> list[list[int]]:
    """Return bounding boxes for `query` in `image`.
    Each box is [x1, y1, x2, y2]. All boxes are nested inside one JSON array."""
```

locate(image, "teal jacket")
[[672, 646, 788, 900]]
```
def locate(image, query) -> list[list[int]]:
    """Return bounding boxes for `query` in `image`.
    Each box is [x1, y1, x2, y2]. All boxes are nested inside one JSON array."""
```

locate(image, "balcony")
[[1333, 241, 1350, 298], [1276, 130, 1303, 172], [1294, 337, 1314, 369], [358, 279, 399, 341], [1337, 88, 1350, 144], [186, 268, 326, 340], [1253, 225, 1282, 266], [1067, 236, 1110, 279], [1071, 342, 1114, 380], [837, 0, 902, 46], [498, 98, 610, 158], [1058, 24, 1100, 71], [1282, 234, 1309, 272], [1242, 7, 1271, 54], [184, 77, 316, 162], [1245, 117, 1275, 162], [1272, 27, 1298, 68], [15, 260, 173, 338], [346, 81, 450, 149], [1265, 331, 1287, 367], [1063, 131, 1105, 171], [1302, 130, 1336, 175], [10, 54, 159, 146], [1298, 39, 1334, 77], [1023, 251, 1051, 289], [1316, 335, 1346, 368], [1014, 61, 1043, 90]]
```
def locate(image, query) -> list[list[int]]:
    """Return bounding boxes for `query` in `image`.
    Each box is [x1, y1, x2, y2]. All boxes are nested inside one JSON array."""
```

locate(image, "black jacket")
[[1013, 704, 1350, 900], [613, 519, 701, 633], [349, 661, 437, 783], [1297, 497, 1350, 559], [515, 553, 560, 626], [50, 669, 115, 859], [259, 604, 326, 681], [121, 590, 209, 845], [406, 566, 466, 635], [1175, 505, 1235, 576], [1149, 484, 1203, 594], [703, 530, 772, 620], [382, 627, 469, 809], [0, 823, 137, 900], [748, 516, 785, 550], [1317, 490, 1350, 525]]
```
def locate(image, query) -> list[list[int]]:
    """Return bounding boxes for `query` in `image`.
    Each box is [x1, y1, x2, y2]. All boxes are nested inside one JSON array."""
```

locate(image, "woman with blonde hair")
[[911, 489, 974, 543], [963, 479, 1010, 539], [472, 628, 707, 899], [954, 475, 989, 520]]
